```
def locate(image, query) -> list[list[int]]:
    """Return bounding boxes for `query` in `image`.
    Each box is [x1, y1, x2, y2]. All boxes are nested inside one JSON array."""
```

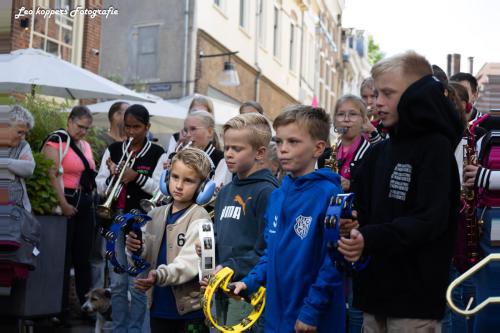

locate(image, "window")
[[36, 0, 50, 7], [273, 7, 280, 58], [136, 25, 159, 80], [214, 0, 227, 13], [325, 63, 330, 86], [257, 0, 266, 46], [46, 40, 59, 56], [308, 34, 315, 84], [239, 0, 248, 30], [289, 24, 297, 71], [31, 0, 83, 63]]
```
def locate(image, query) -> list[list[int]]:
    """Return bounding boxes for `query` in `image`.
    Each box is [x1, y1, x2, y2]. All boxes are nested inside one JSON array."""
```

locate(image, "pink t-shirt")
[[337, 136, 362, 180], [46, 140, 96, 189]]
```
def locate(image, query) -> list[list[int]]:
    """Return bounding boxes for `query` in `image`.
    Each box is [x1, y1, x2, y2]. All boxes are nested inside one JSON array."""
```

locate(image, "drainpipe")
[[298, 6, 305, 90], [254, 0, 262, 102], [182, 0, 190, 97]]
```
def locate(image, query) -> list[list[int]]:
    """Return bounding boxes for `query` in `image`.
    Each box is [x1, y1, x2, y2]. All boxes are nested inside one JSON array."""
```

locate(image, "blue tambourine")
[[102, 209, 151, 276], [324, 193, 369, 272]]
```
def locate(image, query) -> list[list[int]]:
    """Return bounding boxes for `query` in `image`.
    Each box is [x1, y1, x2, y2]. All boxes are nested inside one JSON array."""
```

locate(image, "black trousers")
[[150, 316, 208, 333], [61, 189, 95, 311]]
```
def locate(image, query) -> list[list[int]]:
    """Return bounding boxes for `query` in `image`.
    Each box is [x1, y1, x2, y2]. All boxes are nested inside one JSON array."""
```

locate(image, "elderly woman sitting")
[[6, 105, 36, 212]]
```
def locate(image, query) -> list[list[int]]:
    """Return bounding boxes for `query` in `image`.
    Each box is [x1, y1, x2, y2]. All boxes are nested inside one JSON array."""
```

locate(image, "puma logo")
[[234, 195, 252, 216]]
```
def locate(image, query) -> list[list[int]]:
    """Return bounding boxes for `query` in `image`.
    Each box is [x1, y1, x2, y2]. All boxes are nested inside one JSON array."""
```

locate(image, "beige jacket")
[[141, 203, 211, 315]]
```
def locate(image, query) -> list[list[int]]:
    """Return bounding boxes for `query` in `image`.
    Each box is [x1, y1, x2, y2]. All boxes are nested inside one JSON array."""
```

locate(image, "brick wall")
[[195, 29, 296, 119], [81, 0, 102, 74], [10, 0, 101, 75], [10, 0, 32, 51]]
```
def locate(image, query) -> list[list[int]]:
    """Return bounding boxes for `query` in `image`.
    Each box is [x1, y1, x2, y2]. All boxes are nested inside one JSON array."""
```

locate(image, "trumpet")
[[203, 194, 218, 220], [140, 190, 170, 213], [97, 138, 136, 219], [446, 253, 500, 316]]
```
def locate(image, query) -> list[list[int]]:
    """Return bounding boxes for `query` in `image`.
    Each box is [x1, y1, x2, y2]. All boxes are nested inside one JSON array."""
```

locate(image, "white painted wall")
[[196, 0, 316, 101]]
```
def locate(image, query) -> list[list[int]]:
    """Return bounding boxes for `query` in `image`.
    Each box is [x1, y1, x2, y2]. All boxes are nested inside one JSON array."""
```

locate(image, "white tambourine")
[[198, 220, 216, 281]]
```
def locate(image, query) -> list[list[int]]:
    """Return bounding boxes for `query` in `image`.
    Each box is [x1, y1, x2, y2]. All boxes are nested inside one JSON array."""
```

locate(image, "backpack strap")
[[42, 129, 71, 175]]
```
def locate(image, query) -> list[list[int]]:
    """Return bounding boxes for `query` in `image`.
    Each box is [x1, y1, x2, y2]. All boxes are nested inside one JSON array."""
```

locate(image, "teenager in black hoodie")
[[338, 51, 464, 331]]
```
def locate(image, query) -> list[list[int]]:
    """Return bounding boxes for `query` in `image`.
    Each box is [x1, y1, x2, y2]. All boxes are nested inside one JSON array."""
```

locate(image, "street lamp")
[[199, 51, 240, 87]]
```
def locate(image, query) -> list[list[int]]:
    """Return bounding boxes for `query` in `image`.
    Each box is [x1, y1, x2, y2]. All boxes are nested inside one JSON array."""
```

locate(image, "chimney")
[[447, 54, 452, 77], [468, 56, 474, 74], [452, 54, 461, 75]]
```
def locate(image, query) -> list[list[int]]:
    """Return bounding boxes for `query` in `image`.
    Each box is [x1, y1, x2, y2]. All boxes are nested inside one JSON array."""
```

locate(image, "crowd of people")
[[2, 50, 498, 333]]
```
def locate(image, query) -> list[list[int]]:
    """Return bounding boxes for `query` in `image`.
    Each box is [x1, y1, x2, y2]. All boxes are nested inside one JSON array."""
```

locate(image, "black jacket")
[[214, 168, 279, 280], [203, 142, 224, 169], [106, 139, 164, 212], [352, 75, 464, 319]]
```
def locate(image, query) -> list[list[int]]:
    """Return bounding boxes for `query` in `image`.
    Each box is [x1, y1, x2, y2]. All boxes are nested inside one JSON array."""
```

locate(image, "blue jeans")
[[442, 265, 475, 333], [110, 229, 150, 333], [348, 278, 363, 333]]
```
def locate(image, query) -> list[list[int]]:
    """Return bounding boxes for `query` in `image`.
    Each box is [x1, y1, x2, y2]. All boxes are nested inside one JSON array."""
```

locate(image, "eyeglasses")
[[73, 122, 91, 131], [335, 112, 362, 120], [183, 126, 206, 134]]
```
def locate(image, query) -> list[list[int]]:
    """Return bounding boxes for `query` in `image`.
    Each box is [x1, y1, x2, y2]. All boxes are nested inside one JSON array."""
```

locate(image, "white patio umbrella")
[[0, 48, 151, 102], [171, 94, 240, 125], [86, 96, 188, 136]]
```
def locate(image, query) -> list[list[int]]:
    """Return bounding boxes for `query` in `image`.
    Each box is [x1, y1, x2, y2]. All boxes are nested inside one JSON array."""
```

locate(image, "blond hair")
[[186, 110, 220, 150], [223, 113, 272, 150], [371, 51, 432, 83], [189, 94, 214, 114], [273, 105, 331, 141], [334, 94, 368, 119], [171, 147, 212, 181], [359, 77, 375, 94]]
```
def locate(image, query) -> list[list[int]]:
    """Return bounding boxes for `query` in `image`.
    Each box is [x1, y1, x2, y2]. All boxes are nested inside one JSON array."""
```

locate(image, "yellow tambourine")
[[202, 267, 266, 332]]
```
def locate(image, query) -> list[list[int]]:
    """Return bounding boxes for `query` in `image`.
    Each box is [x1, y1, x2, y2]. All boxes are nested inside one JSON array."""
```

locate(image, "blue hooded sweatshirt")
[[242, 168, 345, 333]]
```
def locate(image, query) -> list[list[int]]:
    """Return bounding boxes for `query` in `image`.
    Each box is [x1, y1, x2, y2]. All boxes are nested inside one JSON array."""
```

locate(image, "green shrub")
[[21, 95, 67, 151], [27, 152, 59, 215]]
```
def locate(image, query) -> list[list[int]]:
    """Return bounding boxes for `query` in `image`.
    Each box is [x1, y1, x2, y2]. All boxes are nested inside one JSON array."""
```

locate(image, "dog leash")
[[103, 258, 110, 289]]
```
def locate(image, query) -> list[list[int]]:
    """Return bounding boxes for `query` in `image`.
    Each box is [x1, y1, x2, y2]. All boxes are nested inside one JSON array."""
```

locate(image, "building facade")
[[100, 0, 347, 119], [7, 0, 102, 74], [476, 62, 500, 114], [341, 28, 371, 95]]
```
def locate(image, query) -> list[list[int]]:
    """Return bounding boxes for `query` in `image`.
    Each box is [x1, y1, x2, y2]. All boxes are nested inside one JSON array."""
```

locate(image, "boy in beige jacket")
[[126, 147, 213, 333]]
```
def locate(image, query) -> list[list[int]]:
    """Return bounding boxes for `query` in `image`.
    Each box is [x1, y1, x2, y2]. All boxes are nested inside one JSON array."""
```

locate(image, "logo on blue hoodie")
[[294, 215, 312, 240]]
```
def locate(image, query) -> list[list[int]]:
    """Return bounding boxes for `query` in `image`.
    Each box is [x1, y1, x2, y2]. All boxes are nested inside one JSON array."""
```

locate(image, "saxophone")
[[324, 127, 346, 173], [461, 127, 481, 269]]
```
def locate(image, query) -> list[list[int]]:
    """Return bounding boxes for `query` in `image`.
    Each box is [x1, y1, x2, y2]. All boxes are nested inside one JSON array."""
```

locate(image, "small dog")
[[81, 288, 112, 333]]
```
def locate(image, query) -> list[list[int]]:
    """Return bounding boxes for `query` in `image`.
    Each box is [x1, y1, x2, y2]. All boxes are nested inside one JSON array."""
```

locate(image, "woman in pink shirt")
[[42, 105, 97, 321]]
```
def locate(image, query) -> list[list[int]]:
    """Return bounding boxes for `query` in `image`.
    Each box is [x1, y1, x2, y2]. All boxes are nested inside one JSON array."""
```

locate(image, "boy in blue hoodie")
[[232, 106, 345, 333], [208, 113, 279, 328]]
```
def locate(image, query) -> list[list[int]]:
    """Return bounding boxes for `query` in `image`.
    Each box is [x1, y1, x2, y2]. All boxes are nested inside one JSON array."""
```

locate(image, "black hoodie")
[[214, 168, 279, 281], [352, 75, 464, 319]]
